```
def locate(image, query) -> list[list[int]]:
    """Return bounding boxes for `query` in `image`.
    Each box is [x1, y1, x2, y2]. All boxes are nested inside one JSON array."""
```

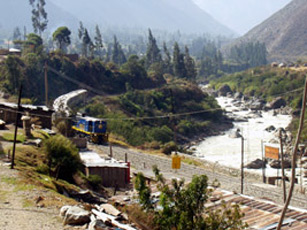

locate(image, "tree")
[[44, 135, 82, 181], [94, 25, 104, 59], [145, 29, 162, 68], [173, 42, 186, 78], [52, 26, 71, 52], [13, 27, 22, 41], [3, 56, 22, 94], [29, 0, 48, 36], [24, 33, 43, 54], [162, 42, 173, 74], [78, 21, 85, 40], [82, 29, 91, 57], [134, 166, 247, 230], [184, 46, 197, 81], [111, 35, 126, 65]]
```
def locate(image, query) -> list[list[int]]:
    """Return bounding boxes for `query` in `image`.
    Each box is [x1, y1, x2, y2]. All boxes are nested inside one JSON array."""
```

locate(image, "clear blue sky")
[[192, 0, 291, 35]]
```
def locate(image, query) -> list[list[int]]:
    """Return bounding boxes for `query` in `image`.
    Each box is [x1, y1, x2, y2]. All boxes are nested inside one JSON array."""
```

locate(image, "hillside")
[[226, 0, 307, 61], [48, 0, 235, 36]]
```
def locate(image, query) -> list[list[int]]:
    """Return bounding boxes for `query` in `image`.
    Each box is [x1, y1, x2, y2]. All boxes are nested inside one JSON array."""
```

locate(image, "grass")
[[2, 133, 26, 143]]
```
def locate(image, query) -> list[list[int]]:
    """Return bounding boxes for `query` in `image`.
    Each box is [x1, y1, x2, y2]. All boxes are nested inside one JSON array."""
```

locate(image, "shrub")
[[162, 141, 177, 155], [44, 135, 82, 181], [87, 174, 102, 188]]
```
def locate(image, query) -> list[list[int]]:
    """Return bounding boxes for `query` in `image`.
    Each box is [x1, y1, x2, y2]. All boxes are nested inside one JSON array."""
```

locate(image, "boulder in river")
[[268, 97, 286, 109], [265, 125, 276, 132], [218, 84, 232, 96], [245, 159, 266, 169], [234, 92, 243, 100], [229, 129, 242, 138], [269, 159, 292, 169]]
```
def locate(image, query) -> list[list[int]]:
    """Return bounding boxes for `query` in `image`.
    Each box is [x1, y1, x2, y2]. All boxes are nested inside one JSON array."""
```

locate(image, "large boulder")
[[265, 125, 276, 132], [63, 206, 91, 226], [245, 159, 266, 169], [234, 92, 243, 100], [88, 219, 107, 230], [268, 97, 286, 109], [269, 159, 292, 169], [218, 84, 232, 96]]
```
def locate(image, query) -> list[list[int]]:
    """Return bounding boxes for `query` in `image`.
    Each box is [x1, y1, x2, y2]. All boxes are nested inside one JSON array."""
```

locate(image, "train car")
[[72, 116, 108, 144]]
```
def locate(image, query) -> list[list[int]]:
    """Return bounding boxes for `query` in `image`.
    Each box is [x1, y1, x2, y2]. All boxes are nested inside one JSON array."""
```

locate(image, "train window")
[[88, 121, 93, 132]]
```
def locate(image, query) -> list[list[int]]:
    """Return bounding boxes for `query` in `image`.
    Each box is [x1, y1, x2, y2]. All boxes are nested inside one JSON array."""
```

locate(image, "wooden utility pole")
[[11, 85, 22, 169], [241, 135, 244, 194], [44, 61, 48, 107], [280, 130, 287, 203], [261, 140, 266, 183], [277, 76, 307, 230]]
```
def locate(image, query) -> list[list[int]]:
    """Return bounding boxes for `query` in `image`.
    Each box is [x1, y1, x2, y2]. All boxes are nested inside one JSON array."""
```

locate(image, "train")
[[72, 115, 108, 144]]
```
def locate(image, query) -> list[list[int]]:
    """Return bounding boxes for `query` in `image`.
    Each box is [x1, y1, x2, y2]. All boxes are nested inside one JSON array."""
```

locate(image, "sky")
[[192, 0, 291, 35]]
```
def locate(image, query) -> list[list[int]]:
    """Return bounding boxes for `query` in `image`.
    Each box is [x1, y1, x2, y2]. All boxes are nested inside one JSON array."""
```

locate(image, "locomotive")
[[72, 115, 108, 144]]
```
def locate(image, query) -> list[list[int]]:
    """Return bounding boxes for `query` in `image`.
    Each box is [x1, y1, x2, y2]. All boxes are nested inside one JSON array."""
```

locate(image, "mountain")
[[49, 0, 235, 36], [228, 0, 307, 61], [0, 0, 79, 38], [192, 0, 291, 35]]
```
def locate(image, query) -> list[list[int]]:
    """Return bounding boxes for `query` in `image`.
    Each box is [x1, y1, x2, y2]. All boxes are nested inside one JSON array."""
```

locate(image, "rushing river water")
[[193, 97, 292, 176]]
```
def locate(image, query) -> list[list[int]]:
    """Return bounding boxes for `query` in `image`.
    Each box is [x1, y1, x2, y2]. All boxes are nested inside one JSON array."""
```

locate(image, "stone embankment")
[[93, 144, 307, 209]]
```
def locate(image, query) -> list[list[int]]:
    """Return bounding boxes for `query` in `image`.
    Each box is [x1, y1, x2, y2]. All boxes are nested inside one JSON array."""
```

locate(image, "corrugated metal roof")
[[0, 102, 52, 112], [207, 189, 307, 230], [79, 151, 128, 168]]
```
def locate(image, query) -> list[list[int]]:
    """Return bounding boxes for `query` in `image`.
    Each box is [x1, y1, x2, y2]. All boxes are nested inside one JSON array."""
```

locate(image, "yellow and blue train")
[[72, 116, 108, 144]]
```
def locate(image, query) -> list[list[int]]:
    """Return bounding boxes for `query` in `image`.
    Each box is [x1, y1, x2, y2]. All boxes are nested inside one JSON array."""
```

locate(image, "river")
[[193, 96, 292, 176]]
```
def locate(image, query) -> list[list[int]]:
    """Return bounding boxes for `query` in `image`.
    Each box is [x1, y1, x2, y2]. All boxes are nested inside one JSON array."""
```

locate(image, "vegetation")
[[133, 166, 247, 230], [43, 135, 82, 181]]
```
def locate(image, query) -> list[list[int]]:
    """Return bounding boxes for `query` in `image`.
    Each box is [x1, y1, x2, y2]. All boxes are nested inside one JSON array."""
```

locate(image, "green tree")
[[24, 33, 43, 54], [134, 172, 153, 210], [134, 166, 247, 230], [145, 29, 162, 68], [162, 42, 173, 74], [13, 27, 22, 41], [173, 42, 186, 78], [44, 135, 82, 181], [3, 56, 22, 94], [111, 35, 126, 65], [184, 46, 197, 81], [29, 0, 48, 36], [52, 26, 71, 52], [78, 21, 84, 40], [94, 25, 104, 59], [82, 29, 91, 57]]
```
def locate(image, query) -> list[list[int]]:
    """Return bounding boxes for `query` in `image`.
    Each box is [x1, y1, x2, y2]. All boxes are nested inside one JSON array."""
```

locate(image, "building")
[[80, 151, 130, 188], [0, 102, 53, 129]]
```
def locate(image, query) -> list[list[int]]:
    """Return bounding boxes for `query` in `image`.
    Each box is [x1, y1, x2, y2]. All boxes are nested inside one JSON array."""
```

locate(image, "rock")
[[63, 206, 91, 226], [245, 159, 266, 169], [218, 84, 232, 96], [265, 125, 276, 132], [292, 109, 301, 117], [60, 205, 71, 217], [229, 129, 242, 138], [269, 97, 286, 109], [234, 92, 243, 100], [269, 159, 292, 169], [88, 219, 107, 230], [250, 100, 265, 110]]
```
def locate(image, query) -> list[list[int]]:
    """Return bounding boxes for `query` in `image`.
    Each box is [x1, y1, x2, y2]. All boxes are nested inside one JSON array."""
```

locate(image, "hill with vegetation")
[[226, 0, 307, 62]]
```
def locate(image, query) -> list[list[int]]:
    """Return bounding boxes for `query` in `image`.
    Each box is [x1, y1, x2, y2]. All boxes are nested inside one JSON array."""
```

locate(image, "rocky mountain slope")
[[227, 0, 307, 61], [48, 0, 235, 36]]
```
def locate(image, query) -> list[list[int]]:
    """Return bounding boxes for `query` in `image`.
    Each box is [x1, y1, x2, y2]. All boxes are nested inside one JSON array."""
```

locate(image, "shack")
[[0, 102, 53, 129], [79, 151, 130, 188]]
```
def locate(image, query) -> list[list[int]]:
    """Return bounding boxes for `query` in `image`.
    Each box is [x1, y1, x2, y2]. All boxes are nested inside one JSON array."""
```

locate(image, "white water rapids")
[[193, 97, 292, 176]]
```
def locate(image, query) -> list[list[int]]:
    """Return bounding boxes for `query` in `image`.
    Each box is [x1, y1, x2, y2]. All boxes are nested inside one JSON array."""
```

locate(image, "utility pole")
[[44, 61, 48, 107], [240, 132, 244, 194], [280, 129, 287, 203], [11, 85, 22, 169], [277, 76, 307, 230], [261, 140, 266, 183]]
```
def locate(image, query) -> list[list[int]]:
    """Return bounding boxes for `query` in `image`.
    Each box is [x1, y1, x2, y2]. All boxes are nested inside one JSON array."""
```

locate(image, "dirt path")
[[0, 161, 63, 230]]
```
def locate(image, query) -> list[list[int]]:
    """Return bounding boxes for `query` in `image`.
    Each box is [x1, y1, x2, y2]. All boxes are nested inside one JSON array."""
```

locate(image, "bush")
[[44, 135, 82, 181], [87, 174, 102, 188], [162, 141, 177, 155]]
